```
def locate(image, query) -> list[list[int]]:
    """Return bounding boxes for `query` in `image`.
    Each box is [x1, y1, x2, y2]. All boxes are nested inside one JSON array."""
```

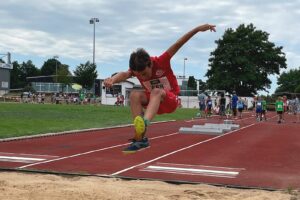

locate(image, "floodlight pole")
[[90, 18, 99, 65], [183, 57, 188, 79]]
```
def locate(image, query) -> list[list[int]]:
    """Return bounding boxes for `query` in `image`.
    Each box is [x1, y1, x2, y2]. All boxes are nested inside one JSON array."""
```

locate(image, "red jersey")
[[130, 51, 180, 95]]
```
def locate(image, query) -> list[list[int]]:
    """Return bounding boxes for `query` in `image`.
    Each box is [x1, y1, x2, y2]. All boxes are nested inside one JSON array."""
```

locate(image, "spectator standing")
[[20, 93, 24, 103], [275, 96, 284, 124], [231, 91, 238, 118], [252, 96, 257, 116], [79, 92, 85, 104], [41, 93, 45, 104], [37, 93, 42, 104], [219, 93, 226, 119], [198, 92, 207, 118], [177, 97, 182, 108], [115, 94, 121, 106], [256, 96, 263, 121], [120, 94, 125, 106], [244, 98, 248, 110], [55, 93, 60, 104], [261, 97, 267, 121], [206, 95, 213, 118], [283, 95, 288, 113], [237, 97, 244, 119], [288, 98, 295, 114], [282, 95, 288, 122], [294, 96, 300, 123]]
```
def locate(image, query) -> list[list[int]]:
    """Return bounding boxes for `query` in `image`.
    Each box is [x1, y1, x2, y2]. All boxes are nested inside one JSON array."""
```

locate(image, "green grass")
[[0, 103, 198, 139]]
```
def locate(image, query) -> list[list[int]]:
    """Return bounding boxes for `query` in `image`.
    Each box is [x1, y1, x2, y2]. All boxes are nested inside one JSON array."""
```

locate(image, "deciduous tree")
[[275, 67, 300, 94], [73, 61, 97, 90], [206, 24, 286, 96]]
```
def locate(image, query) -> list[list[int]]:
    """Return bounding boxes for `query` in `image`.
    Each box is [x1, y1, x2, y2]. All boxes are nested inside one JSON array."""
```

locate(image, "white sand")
[[0, 172, 298, 200]]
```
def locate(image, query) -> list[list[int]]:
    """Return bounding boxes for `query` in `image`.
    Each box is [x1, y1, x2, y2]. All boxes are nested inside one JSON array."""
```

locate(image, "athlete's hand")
[[197, 24, 216, 32], [103, 77, 114, 88]]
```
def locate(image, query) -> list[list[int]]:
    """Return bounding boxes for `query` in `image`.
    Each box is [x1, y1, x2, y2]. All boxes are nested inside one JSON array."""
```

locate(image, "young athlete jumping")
[[104, 24, 216, 152]]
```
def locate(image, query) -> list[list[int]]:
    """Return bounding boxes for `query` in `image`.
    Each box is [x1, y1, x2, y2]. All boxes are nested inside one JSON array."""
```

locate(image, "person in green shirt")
[[79, 92, 85, 104], [261, 97, 267, 121], [275, 96, 284, 123]]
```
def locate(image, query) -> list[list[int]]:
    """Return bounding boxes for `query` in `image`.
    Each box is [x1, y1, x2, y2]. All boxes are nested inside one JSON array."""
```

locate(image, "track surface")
[[0, 111, 299, 190]]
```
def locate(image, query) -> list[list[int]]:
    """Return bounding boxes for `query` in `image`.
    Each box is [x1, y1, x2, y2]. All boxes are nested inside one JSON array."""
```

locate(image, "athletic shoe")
[[123, 137, 149, 153], [134, 116, 146, 140]]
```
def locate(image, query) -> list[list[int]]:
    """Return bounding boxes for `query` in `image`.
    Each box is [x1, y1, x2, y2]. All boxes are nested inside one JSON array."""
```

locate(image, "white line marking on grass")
[[17, 132, 178, 169], [111, 122, 256, 176]]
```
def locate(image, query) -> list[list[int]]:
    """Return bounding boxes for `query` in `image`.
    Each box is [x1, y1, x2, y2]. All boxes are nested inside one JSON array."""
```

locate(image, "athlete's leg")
[[129, 90, 149, 141], [128, 88, 166, 143], [131, 88, 175, 142], [129, 90, 148, 118], [144, 88, 166, 121]]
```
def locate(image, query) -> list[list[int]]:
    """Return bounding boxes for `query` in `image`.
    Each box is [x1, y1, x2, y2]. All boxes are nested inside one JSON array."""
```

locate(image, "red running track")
[[0, 111, 299, 190]]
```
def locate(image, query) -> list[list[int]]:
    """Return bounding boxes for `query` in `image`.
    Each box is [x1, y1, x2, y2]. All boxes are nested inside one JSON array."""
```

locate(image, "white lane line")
[[111, 122, 256, 176], [156, 162, 244, 170], [0, 156, 45, 163], [142, 165, 240, 178], [0, 152, 58, 158], [0, 153, 59, 163], [0, 120, 176, 142], [17, 132, 179, 169], [185, 115, 254, 123], [141, 162, 245, 178]]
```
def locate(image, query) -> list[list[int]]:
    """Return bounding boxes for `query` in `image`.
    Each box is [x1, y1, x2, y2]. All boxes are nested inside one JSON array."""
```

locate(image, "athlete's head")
[[129, 48, 151, 71], [129, 48, 152, 80]]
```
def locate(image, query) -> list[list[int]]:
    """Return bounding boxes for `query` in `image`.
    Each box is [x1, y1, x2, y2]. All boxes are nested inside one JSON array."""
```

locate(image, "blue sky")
[[1, 0, 300, 94]]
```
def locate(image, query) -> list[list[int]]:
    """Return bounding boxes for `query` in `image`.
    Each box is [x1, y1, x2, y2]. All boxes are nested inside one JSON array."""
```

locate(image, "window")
[[106, 85, 121, 97]]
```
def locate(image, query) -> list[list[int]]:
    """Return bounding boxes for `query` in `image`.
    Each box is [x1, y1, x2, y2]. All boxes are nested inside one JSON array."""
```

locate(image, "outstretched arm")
[[104, 71, 132, 88], [166, 24, 216, 57]]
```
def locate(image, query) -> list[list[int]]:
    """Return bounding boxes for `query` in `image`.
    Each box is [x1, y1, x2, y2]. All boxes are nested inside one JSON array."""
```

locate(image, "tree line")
[[9, 58, 97, 92]]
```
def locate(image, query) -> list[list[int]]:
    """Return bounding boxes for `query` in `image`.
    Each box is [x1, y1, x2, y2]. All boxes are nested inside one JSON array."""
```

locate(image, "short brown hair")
[[129, 48, 151, 72]]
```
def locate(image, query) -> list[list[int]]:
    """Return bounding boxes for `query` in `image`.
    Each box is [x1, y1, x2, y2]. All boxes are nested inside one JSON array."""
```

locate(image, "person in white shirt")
[[295, 96, 300, 123]]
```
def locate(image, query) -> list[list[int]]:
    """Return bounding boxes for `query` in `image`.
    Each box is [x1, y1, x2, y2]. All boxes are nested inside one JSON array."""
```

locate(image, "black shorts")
[[277, 111, 283, 114]]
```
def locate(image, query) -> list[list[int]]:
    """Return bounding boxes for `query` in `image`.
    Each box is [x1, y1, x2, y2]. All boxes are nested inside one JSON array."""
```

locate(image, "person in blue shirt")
[[256, 96, 263, 121], [198, 92, 207, 117], [205, 95, 213, 118], [237, 97, 244, 119], [231, 91, 238, 118]]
